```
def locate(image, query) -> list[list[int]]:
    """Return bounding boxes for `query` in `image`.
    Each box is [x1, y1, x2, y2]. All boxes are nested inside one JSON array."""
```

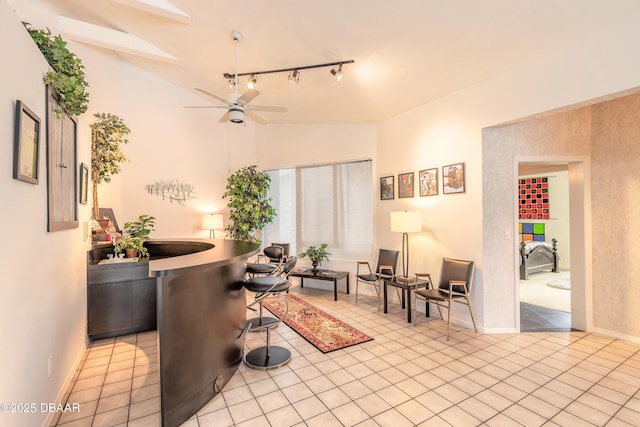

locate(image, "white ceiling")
[[34, 0, 640, 124]]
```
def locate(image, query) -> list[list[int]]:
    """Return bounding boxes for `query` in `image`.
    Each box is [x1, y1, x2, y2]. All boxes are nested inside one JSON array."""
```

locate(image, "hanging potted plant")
[[222, 165, 276, 244], [299, 243, 331, 272], [90, 113, 131, 220], [23, 23, 90, 117]]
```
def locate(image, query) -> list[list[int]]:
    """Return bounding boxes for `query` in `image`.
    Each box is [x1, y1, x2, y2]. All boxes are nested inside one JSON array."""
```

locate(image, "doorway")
[[515, 157, 591, 333]]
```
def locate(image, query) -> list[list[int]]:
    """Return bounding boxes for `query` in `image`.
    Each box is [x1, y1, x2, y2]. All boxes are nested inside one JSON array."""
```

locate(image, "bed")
[[519, 238, 559, 280]]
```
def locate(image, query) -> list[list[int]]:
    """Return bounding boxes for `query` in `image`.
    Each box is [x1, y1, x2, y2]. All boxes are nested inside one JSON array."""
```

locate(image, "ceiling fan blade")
[[245, 110, 268, 124], [248, 105, 288, 113], [237, 88, 260, 105], [195, 88, 229, 105], [184, 105, 228, 109], [218, 111, 230, 123]]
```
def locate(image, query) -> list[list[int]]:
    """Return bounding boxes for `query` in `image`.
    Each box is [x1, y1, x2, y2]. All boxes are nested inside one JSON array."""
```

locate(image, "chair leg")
[[413, 295, 418, 326], [466, 297, 478, 333], [446, 301, 452, 341], [355, 281, 359, 304], [375, 283, 381, 311]]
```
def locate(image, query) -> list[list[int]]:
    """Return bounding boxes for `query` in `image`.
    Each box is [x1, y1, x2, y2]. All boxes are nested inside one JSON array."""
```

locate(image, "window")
[[264, 160, 373, 260]]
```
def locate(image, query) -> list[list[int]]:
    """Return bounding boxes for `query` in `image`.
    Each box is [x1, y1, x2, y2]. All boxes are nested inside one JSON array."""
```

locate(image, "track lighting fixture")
[[247, 74, 257, 88], [330, 64, 343, 82], [223, 59, 354, 85], [288, 69, 300, 84]]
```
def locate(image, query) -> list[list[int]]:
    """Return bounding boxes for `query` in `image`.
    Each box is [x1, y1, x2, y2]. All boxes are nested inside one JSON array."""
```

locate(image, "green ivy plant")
[[90, 113, 130, 219], [23, 23, 90, 117], [223, 165, 276, 244]]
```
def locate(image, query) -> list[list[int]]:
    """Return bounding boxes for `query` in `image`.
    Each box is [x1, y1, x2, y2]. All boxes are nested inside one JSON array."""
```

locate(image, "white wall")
[[0, 2, 90, 426], [379, 16, 640, 333]]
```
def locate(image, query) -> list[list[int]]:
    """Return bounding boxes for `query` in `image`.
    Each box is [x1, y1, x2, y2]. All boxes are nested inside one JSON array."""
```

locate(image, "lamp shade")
[[201, 213, 223, 230], [390, 211, 422, 233]]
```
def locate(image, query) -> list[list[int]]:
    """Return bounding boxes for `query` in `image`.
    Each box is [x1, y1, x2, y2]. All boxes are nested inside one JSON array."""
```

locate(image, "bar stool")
[[244, 257, 297, 370], [245, 245, 286, 329]]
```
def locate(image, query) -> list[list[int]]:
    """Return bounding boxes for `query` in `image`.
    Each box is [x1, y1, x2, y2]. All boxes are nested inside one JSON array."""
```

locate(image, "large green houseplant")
[[222, 165, 276, 244], [23, 23, 90, 117], [90, 113, 131, 219]]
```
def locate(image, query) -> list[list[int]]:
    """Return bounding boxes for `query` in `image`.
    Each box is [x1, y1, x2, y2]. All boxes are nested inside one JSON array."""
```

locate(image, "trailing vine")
[[23, 23, 90, 116]]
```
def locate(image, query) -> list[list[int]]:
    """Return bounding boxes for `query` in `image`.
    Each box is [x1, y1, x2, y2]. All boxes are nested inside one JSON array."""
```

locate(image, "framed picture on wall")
[[13, 100, 41, 185], [398, 172, 414, 198], [419, 168, 438, 196], [380, 175, 394, 200], [443, 162, 465, 194]]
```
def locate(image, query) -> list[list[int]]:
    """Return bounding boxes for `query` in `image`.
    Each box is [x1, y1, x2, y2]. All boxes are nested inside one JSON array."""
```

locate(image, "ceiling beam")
[[57, 16, 179, 64], [110, 0, 191, 24]]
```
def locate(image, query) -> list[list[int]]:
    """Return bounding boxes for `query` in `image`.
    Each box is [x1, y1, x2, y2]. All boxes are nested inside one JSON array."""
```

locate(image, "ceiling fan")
[[188, 31, 287, 125]]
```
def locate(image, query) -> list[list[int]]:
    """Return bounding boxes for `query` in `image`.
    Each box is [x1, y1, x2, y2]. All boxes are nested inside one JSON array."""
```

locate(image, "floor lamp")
[[390, 211, 422, 278], [202, 213, 224, 239]]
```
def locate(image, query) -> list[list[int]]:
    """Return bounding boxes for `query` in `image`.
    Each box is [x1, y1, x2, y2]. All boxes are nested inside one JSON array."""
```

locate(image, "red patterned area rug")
[[262, 294, 373, 353]]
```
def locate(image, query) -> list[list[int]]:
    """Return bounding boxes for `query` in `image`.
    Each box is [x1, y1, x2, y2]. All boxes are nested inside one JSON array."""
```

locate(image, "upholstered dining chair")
[[355, 249, 399, 310], [244, 256, 297, 370], [412, 258, 477, 340]]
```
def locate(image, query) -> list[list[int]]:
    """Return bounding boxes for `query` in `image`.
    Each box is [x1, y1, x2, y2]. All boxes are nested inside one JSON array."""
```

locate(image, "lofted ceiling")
[[26, 0, 640, 124]]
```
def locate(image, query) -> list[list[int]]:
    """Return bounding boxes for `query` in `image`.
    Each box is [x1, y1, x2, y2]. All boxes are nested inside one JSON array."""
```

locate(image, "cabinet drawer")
[[88, 266, 131, 284]]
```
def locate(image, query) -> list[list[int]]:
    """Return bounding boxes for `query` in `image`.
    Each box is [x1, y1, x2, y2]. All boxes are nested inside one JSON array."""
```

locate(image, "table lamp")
[[390, 211, 422, 278], [202, 213, 224, 239]]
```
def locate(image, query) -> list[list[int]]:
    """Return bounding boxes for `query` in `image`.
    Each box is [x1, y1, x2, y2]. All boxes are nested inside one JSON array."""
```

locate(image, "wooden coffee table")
[[290, 268, 349, 301]]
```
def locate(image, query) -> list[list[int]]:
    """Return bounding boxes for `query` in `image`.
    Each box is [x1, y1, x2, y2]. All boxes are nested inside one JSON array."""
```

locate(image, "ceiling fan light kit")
[[189, 31, 354, 124]]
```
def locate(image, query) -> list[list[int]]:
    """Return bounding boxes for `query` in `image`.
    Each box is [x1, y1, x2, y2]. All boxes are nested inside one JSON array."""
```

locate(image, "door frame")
[[513, 155, 592, 332]]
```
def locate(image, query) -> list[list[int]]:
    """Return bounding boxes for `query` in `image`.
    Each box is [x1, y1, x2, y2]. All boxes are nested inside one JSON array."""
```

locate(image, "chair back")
[[271, 243, 290, 258], [263, 245, 285, 263], [439, 258, 474, 294], [376, 249, 399, 276], [282, 256, 298, 276]]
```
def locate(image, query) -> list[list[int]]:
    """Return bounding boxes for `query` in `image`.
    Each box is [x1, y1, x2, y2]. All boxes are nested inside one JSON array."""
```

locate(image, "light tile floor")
[[54, 286, 640, 426]]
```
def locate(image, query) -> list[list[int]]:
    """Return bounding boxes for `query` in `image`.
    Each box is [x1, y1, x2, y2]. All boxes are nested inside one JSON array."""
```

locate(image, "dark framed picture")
[[13, 100, 41, 184], [443, 162, 465, 194], [380, 175, 394, 200], [79, 162, 89, 205], [398, 172, 414, 198], [419, 168, 438, 196]]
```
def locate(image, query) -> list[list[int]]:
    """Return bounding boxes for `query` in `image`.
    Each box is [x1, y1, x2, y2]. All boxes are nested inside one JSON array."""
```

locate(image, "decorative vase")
[[311, 260, 319, 273], [125, 248, 138, 258]]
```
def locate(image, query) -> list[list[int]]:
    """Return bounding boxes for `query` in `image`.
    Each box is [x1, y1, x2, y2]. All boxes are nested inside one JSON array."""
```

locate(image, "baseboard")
[[41, 342, 88, 427], [591, 327, 640, 345]]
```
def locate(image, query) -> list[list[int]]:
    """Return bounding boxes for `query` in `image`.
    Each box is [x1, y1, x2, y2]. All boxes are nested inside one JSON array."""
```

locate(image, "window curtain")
[[264, 160, 373, 261]]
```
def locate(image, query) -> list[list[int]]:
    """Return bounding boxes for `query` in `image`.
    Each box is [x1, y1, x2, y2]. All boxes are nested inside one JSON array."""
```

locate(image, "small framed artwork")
[[443, 162, 465, 194], [419, 168, 438, 196], [380, 176, 394, 200], [398, 172, 414, 198], [13, 100, 41, 184], [79, 162, 89, 205]]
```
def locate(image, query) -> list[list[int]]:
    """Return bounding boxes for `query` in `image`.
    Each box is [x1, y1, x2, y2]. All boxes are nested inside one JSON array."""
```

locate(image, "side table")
[[383, 276, 430, 323]]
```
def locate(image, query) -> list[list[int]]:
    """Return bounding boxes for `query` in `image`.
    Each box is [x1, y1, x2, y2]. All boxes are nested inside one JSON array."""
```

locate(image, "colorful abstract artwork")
[[520, 222, 545, 242], [518, 177, 549, 219]]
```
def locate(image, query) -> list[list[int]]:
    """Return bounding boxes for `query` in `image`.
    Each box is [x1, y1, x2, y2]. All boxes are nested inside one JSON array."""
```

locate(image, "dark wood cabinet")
[[87, 247, 157, 340]]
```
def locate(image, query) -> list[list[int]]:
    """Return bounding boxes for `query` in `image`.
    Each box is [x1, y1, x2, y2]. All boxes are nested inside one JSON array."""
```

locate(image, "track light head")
[[247, 74, 257, 89], [288, 69, 300, 84], [330, 64, 344, 82]]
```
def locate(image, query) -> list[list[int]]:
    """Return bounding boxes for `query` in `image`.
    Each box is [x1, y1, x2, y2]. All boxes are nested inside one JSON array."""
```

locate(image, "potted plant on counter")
[[299, 243, 331, 272], [116, 215, 155, 258], [115, 236, 148, 258]]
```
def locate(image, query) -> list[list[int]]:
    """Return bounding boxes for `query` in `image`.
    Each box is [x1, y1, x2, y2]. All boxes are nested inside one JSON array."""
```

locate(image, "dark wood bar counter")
[[87, 239, 259, 427]]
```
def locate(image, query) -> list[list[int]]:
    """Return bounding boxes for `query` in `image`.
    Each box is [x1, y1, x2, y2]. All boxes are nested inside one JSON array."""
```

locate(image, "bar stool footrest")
[[244, 346, 291, 370]]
